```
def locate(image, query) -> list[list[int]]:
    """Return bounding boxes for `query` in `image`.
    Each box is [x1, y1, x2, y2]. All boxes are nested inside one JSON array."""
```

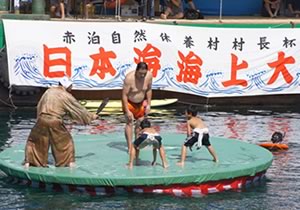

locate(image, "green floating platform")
[[0, 133, 272, 188]]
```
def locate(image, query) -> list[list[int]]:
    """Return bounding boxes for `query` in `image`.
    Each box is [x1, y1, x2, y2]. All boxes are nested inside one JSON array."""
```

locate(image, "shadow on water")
[[0, 105, 299, 209]]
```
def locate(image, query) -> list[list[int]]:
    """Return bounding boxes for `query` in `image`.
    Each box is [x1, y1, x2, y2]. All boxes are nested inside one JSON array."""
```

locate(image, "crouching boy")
[[128, 119, 168, 169]]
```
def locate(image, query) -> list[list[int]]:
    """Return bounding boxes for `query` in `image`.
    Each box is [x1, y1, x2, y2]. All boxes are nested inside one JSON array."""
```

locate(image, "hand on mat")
[[145, 105, 151, 117]]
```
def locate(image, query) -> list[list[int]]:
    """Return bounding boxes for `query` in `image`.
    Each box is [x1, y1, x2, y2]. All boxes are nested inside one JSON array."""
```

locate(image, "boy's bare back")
[[140, 127, 157, 134], [188, 117, 207, 130]]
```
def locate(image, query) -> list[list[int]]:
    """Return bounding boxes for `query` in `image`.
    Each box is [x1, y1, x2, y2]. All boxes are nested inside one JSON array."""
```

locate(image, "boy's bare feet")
[[162, 163, 169, 168], [176, 161, 184, 167], [127, 163, 133, 169]]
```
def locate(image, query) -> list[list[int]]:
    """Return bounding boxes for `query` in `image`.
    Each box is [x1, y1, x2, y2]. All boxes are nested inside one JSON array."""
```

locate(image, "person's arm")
[[122, 77, 131, 113], [274, 5, 280, 16], [60, 1, 65, 19], [288, 3, 297, 14], [188, 0, 196, 10], [187, 121, 192, 137], [274, 0, 281, 4], [152, 148, 157, 166], [145, 74, 153, 115], [171, 0, 181, 8], [63, 91, 96, 124], [264, 1, 275, 17], [273, 0, 281, 16], [137, 128, 144, 138], [264, 0, 272, 4], [122, 76, 134, 121]]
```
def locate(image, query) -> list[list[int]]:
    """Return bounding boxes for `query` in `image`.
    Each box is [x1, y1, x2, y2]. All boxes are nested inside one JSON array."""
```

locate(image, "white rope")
[[8, 85, 17, 109], [0, 85, 17, 109]]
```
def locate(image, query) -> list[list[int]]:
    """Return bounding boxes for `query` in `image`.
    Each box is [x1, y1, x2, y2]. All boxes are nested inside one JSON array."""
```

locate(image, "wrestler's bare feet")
[[176, 161, 184, 167], [24, 162, 29, 169], [69, 162, 76, 168]]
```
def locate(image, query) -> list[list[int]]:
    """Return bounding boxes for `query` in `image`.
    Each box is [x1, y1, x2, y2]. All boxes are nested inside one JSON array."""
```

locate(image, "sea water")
[[0, 106, 299, 210]]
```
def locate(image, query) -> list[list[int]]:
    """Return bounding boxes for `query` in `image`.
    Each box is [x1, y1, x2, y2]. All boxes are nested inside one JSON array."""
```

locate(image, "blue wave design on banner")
[[14, 54, 57, 86], [72, 63, 131, 89], [14, 54, 300, 96]]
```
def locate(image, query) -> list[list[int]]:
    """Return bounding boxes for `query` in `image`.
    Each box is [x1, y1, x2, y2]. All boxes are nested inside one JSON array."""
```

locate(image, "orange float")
[[105, 0, 127, 9], [258, 142, 289, 151]]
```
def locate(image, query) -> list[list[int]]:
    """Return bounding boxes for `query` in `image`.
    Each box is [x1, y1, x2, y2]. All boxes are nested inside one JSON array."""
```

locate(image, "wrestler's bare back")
[[124, 71, 152, 103]]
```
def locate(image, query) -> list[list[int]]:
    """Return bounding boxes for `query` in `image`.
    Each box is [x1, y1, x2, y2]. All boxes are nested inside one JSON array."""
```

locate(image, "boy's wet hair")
[[136, 62, 148, 71], [186, 105, 198, 117], [140, 119, 151, 129], [271, 132, 284, 143]]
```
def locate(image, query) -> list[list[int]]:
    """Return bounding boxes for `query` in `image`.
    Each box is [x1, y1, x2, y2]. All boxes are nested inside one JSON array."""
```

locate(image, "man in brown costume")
[[24, 78, 97, 167]]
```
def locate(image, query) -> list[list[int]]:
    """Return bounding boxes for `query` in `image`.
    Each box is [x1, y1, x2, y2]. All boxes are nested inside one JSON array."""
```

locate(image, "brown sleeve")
[[62, 91, 94, 125]]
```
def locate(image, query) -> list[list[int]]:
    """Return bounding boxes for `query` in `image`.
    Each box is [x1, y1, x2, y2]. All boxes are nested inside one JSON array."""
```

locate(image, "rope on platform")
[[0, 95, 16, 109], [206, 97, 209, 106], [0, 85, 18, 109], [205, 97, 210, 112], [0, 46, 16, 109], [0, 86, 17, 109], [0, 97, 15, 108], [8, 85, 17, 109]]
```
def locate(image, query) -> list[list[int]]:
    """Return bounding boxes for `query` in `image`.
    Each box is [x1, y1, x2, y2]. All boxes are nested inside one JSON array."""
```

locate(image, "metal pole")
[[32, 0, 45, 14], [10, 0, 13, 13], [115, 0, 117, 19], [115, 0, 120, 21], [0, 0, 9, 12], [219, 0, 223, 22], [118, 0, 121, 20]]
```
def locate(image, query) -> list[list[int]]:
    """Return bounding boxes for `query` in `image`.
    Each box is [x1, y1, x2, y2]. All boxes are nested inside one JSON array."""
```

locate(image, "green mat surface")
[[0, 133, 273, 186]]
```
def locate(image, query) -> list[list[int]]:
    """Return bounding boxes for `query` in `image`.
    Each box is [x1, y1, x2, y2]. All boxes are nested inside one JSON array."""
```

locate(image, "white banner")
[[3, 19, 300, 97]]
